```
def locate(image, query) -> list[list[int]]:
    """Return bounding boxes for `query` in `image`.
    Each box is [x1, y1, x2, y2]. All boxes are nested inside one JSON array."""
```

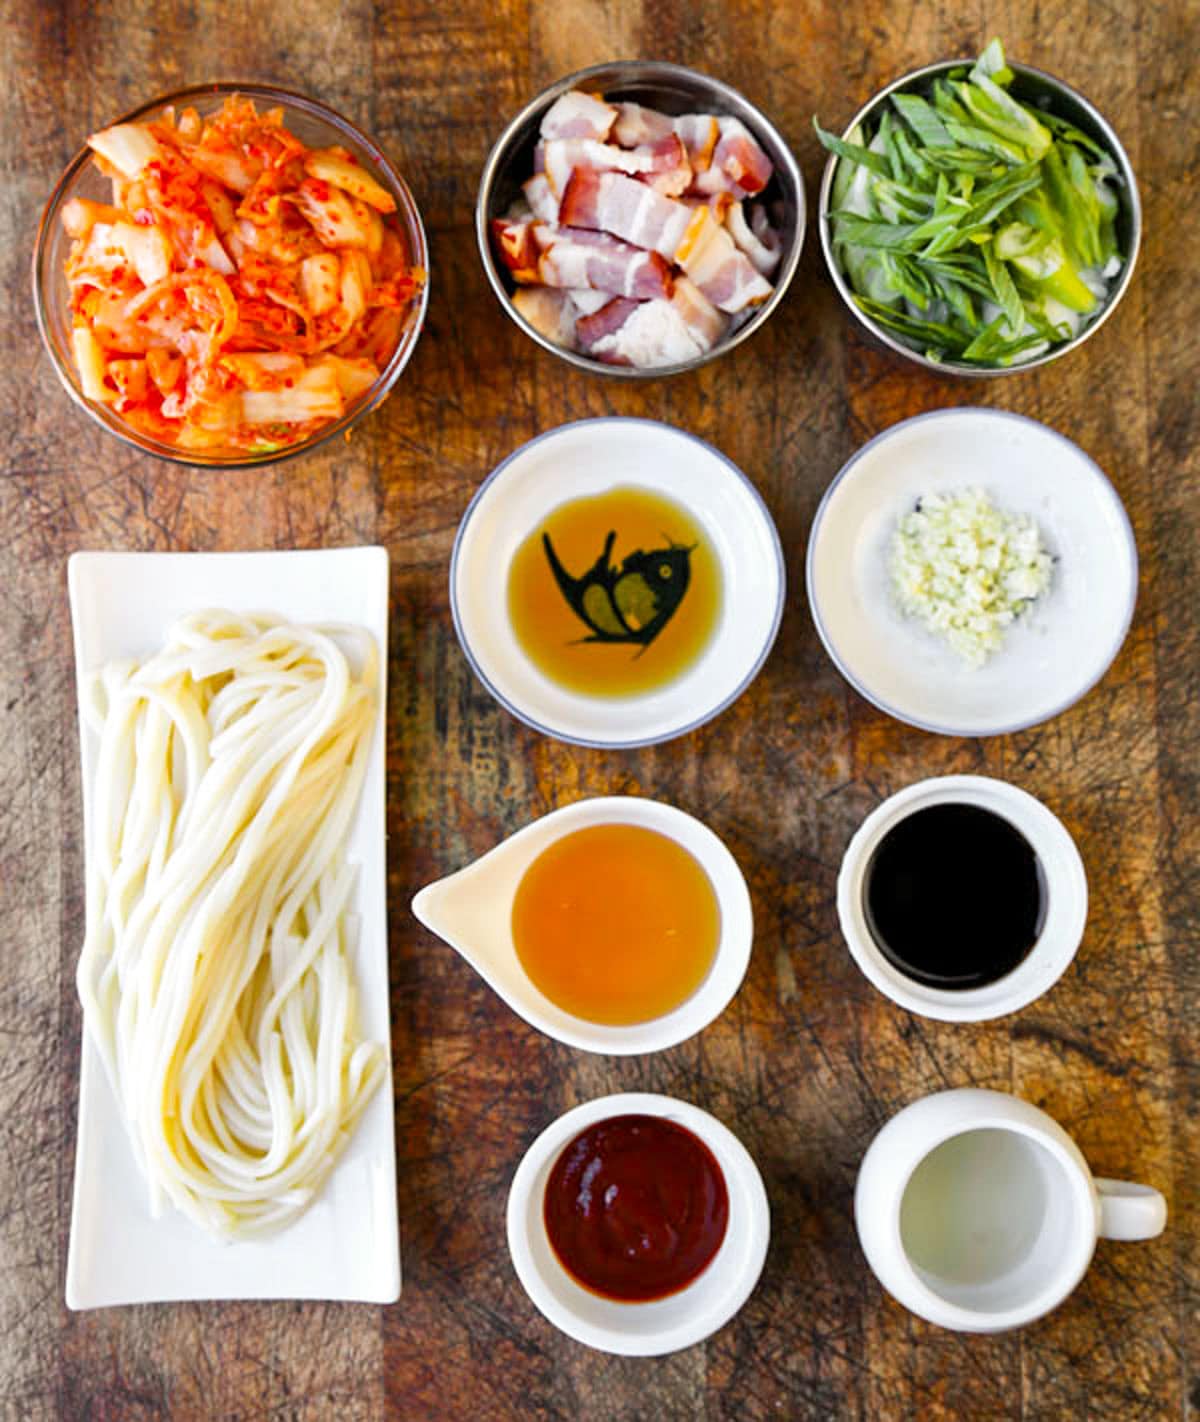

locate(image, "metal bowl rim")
[[815, 56, 1143, 378], [475, 59, 806, 380]]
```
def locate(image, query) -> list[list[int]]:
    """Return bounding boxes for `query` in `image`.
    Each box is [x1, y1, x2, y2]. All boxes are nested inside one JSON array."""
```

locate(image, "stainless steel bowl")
[[817, 59, 1141, 378], [476, 60, 805, 379]]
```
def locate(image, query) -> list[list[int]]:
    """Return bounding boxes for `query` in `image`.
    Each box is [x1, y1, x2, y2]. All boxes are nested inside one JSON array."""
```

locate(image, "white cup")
[[856, 1088, 1167, 1333], [837, 774, 1088, 1021]]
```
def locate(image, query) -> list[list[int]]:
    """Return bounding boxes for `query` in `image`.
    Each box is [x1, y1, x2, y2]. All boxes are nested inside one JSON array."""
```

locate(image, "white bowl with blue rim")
[[451, 417, 785, 747], [806, 408, 1137, 738]]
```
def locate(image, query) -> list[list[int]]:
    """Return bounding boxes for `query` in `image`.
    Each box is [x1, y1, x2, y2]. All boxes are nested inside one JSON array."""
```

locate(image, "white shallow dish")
[[507, 1092, 770, 1355], [412, 795, 753, 1055], [806, 409, 1138, 737], [452, 417, 785, 747], [66, 548, 399, 1309]]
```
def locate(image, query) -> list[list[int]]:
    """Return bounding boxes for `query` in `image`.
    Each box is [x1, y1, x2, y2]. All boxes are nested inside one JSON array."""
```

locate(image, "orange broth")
[[511, 823, 720, 1025]]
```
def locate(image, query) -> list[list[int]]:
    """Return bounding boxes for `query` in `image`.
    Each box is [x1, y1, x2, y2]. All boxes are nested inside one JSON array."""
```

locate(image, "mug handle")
[[1095, 1179, 1168, 1240]]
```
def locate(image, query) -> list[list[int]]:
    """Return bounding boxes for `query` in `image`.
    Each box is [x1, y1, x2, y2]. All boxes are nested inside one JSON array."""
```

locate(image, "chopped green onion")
[[815, 37, 1125, 366]]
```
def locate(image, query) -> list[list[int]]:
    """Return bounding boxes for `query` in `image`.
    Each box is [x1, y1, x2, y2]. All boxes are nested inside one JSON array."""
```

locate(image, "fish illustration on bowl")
[[542, 530, 696, 650]]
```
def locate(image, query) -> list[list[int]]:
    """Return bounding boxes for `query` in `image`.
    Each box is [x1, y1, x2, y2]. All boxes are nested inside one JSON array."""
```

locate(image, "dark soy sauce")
[[864, 803, 1044, 990]]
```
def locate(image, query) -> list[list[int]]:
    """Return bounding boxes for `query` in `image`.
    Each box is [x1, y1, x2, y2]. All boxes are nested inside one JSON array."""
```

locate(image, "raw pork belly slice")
[[688, 117, 774, 198], [575, 297, 643, 353], [539, 90, 618, 142], [577, 278, 728, 365], [490, 217, 542, 280], [675, 205, 772, 311], [559, 169, 692, 260], [522, 174, 559, 224], [542, 136, 691, 198], [514, 287, 613, 349], [670, 275, 729, 347], [673, 115, 720, 172], [539, 227, 674, 300], [589, 302, 700, 367], [726, 201, 782, 275], [567, 288, 613, 317], [513, 286, 579, 345], [613, 106, 720, 173], [612, 102, 675, 146], [682, 191, 734, 222]]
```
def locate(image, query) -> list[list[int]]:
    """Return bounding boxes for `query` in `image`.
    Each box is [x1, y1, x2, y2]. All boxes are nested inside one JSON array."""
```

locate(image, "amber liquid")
[[507, 485, 722, 698], [511, 823, 721, 1025]]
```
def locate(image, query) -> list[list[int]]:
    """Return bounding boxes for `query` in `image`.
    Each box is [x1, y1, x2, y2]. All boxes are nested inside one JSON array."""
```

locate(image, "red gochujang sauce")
[[543, 1114, 729, 1302]]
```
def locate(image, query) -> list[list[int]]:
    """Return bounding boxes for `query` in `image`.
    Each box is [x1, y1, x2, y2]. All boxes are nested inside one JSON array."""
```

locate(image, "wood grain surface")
[[1, 1, 1196, 1418]]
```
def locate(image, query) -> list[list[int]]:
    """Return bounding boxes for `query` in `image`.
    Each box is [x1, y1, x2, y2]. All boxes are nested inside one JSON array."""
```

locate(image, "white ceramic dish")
[[837, 775, 1088, 1022], [806, 409, 1138, 737], [451, 418, 785, 747], [66, 548, 399, 1309], [507, 1092, 770, 1355], [412, 796, 753, 1055]]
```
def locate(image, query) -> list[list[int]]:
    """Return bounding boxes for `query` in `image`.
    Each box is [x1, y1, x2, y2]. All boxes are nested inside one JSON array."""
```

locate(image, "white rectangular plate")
[[66, 548, 399, 1309]]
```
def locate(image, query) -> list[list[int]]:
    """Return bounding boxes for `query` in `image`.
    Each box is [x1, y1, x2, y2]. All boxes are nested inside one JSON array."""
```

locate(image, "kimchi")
[[62, 97, 424, 453]]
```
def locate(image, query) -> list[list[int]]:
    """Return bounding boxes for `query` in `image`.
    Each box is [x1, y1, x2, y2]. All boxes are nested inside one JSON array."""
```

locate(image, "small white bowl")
[[411, 796, 753, 1055], [837, 775, 1088, 1022], [806, 408, 1138, 737], [451, 417, 785, 747], [506, 1092, 770, 1355]]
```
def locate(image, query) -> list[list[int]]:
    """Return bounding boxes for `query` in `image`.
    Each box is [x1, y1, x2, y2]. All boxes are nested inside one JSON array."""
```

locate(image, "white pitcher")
[[855, 1088, 1167, 1332]]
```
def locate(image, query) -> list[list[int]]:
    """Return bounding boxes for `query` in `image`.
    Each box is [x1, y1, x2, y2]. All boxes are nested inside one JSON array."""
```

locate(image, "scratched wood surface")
[[1, 0, 1196, 1418]]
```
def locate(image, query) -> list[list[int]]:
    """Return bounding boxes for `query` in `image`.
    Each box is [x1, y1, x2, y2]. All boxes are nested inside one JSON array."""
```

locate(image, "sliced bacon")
[[567, 288, 613, 317], [673, 115, 720, 172], [682, 191, 734, 222], [575, 296, 642, 352], [542, 136, 691, 198], [540, 90, 618, 142], [714, 118, 773, 193], [522, 174, 559, 224], [538, 227, 673, 300], [587, 298, 708, 367], [490, 217, 540, 281], [726, 201, 782, 275], [612, 102, 675, 146], [635, 135, 692, 197], [512, 286, 579, 346], [674, 204, 772, 312], [612, 106, 719, 173], [513, 286, 617, 349], [559, 169, 692, 261], [578, 286, 726, 367], [670, 276, 729, 348], [688, 117, 773, 198]]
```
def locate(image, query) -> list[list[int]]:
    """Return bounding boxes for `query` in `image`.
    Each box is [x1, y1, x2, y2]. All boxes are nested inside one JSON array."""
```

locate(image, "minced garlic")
[[889, 488, 1053, 667]]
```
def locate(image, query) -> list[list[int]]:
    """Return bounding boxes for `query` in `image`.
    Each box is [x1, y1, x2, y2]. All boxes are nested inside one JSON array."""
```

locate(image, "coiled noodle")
[[77, 610, 386, 1237]]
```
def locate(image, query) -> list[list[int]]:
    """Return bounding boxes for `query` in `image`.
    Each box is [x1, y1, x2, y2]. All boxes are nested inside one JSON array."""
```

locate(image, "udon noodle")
[[77, 610, 386, 1237]]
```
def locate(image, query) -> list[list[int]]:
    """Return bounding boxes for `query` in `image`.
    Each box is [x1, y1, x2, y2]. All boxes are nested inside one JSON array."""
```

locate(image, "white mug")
[[856, 1088, 1167, 1332]]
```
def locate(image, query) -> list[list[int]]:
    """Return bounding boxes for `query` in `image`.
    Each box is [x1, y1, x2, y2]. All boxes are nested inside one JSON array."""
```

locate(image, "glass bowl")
[[33, 82, 429, 468], [476, 60, 805, 379], [817, 59, 1141, 378]]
